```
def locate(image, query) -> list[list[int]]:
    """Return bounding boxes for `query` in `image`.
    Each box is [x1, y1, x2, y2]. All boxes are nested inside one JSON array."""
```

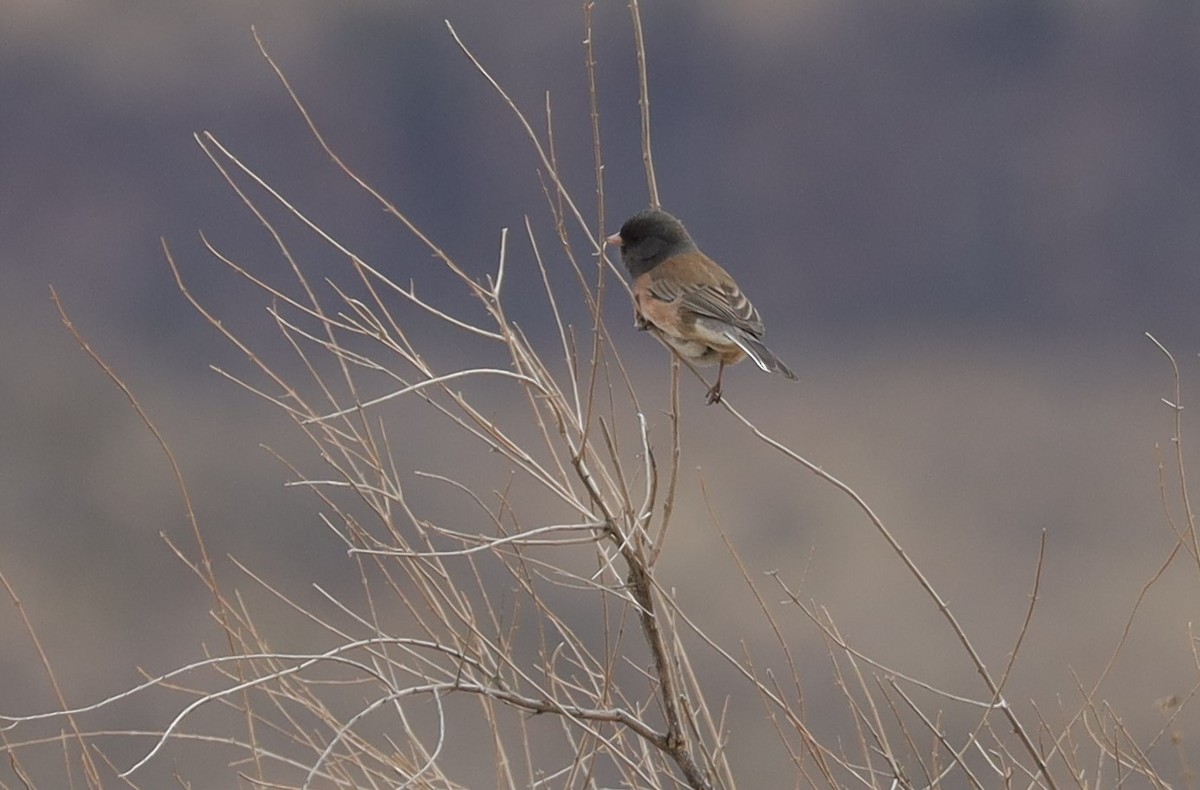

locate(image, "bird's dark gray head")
[[607, 209, 697, 277]]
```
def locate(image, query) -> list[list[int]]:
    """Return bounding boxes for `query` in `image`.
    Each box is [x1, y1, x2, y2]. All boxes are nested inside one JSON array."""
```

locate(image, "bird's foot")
[[705, 384, 723, 405]]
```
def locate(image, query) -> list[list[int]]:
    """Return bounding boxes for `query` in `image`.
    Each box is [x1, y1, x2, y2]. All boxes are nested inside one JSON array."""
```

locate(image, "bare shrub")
[[4, 6, 1199, 789]]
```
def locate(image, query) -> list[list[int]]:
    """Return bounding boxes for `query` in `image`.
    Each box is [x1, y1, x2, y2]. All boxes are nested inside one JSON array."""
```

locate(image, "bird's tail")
[[723, 330, 797, 380]]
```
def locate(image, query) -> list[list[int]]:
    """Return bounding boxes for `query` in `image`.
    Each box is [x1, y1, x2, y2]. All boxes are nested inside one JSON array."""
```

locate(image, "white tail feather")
[[722, 331, 772, 372]]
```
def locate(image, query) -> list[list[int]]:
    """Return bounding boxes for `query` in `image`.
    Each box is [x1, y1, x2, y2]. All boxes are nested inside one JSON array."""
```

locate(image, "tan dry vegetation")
[[3, 5, 1200, 789]]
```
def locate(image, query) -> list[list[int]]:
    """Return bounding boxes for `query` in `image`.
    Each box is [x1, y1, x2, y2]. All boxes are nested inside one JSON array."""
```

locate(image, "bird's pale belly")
[[649, 325, 746, 367]]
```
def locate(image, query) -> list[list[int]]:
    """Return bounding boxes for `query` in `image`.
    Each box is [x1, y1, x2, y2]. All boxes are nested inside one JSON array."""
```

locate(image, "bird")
[[606, 209, 796, 404]]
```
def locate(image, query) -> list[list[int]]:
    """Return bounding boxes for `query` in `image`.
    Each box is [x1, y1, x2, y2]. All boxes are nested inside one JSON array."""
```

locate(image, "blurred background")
[[4, 0, 1200, 785]]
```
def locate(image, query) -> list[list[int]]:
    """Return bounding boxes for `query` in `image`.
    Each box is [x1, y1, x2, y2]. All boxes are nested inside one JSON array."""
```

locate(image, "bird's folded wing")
[[648, 278, 765, 336]]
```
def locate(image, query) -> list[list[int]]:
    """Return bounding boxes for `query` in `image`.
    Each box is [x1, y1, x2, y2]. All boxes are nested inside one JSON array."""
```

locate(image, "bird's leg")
[[634, 308, 650, 331], [706, 362, 726, 404]]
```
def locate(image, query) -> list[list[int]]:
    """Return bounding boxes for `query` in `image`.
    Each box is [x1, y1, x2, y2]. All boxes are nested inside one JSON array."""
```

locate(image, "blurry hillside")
[[3, 1, 1200, 786]]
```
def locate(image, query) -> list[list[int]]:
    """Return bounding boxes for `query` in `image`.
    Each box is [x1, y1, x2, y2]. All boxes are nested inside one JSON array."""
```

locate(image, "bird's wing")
[[647, 276, 765, 336]]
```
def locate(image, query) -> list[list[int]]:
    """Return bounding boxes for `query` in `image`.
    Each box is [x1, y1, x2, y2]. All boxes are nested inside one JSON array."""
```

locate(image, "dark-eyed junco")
[[606, 209, 796, 404]]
